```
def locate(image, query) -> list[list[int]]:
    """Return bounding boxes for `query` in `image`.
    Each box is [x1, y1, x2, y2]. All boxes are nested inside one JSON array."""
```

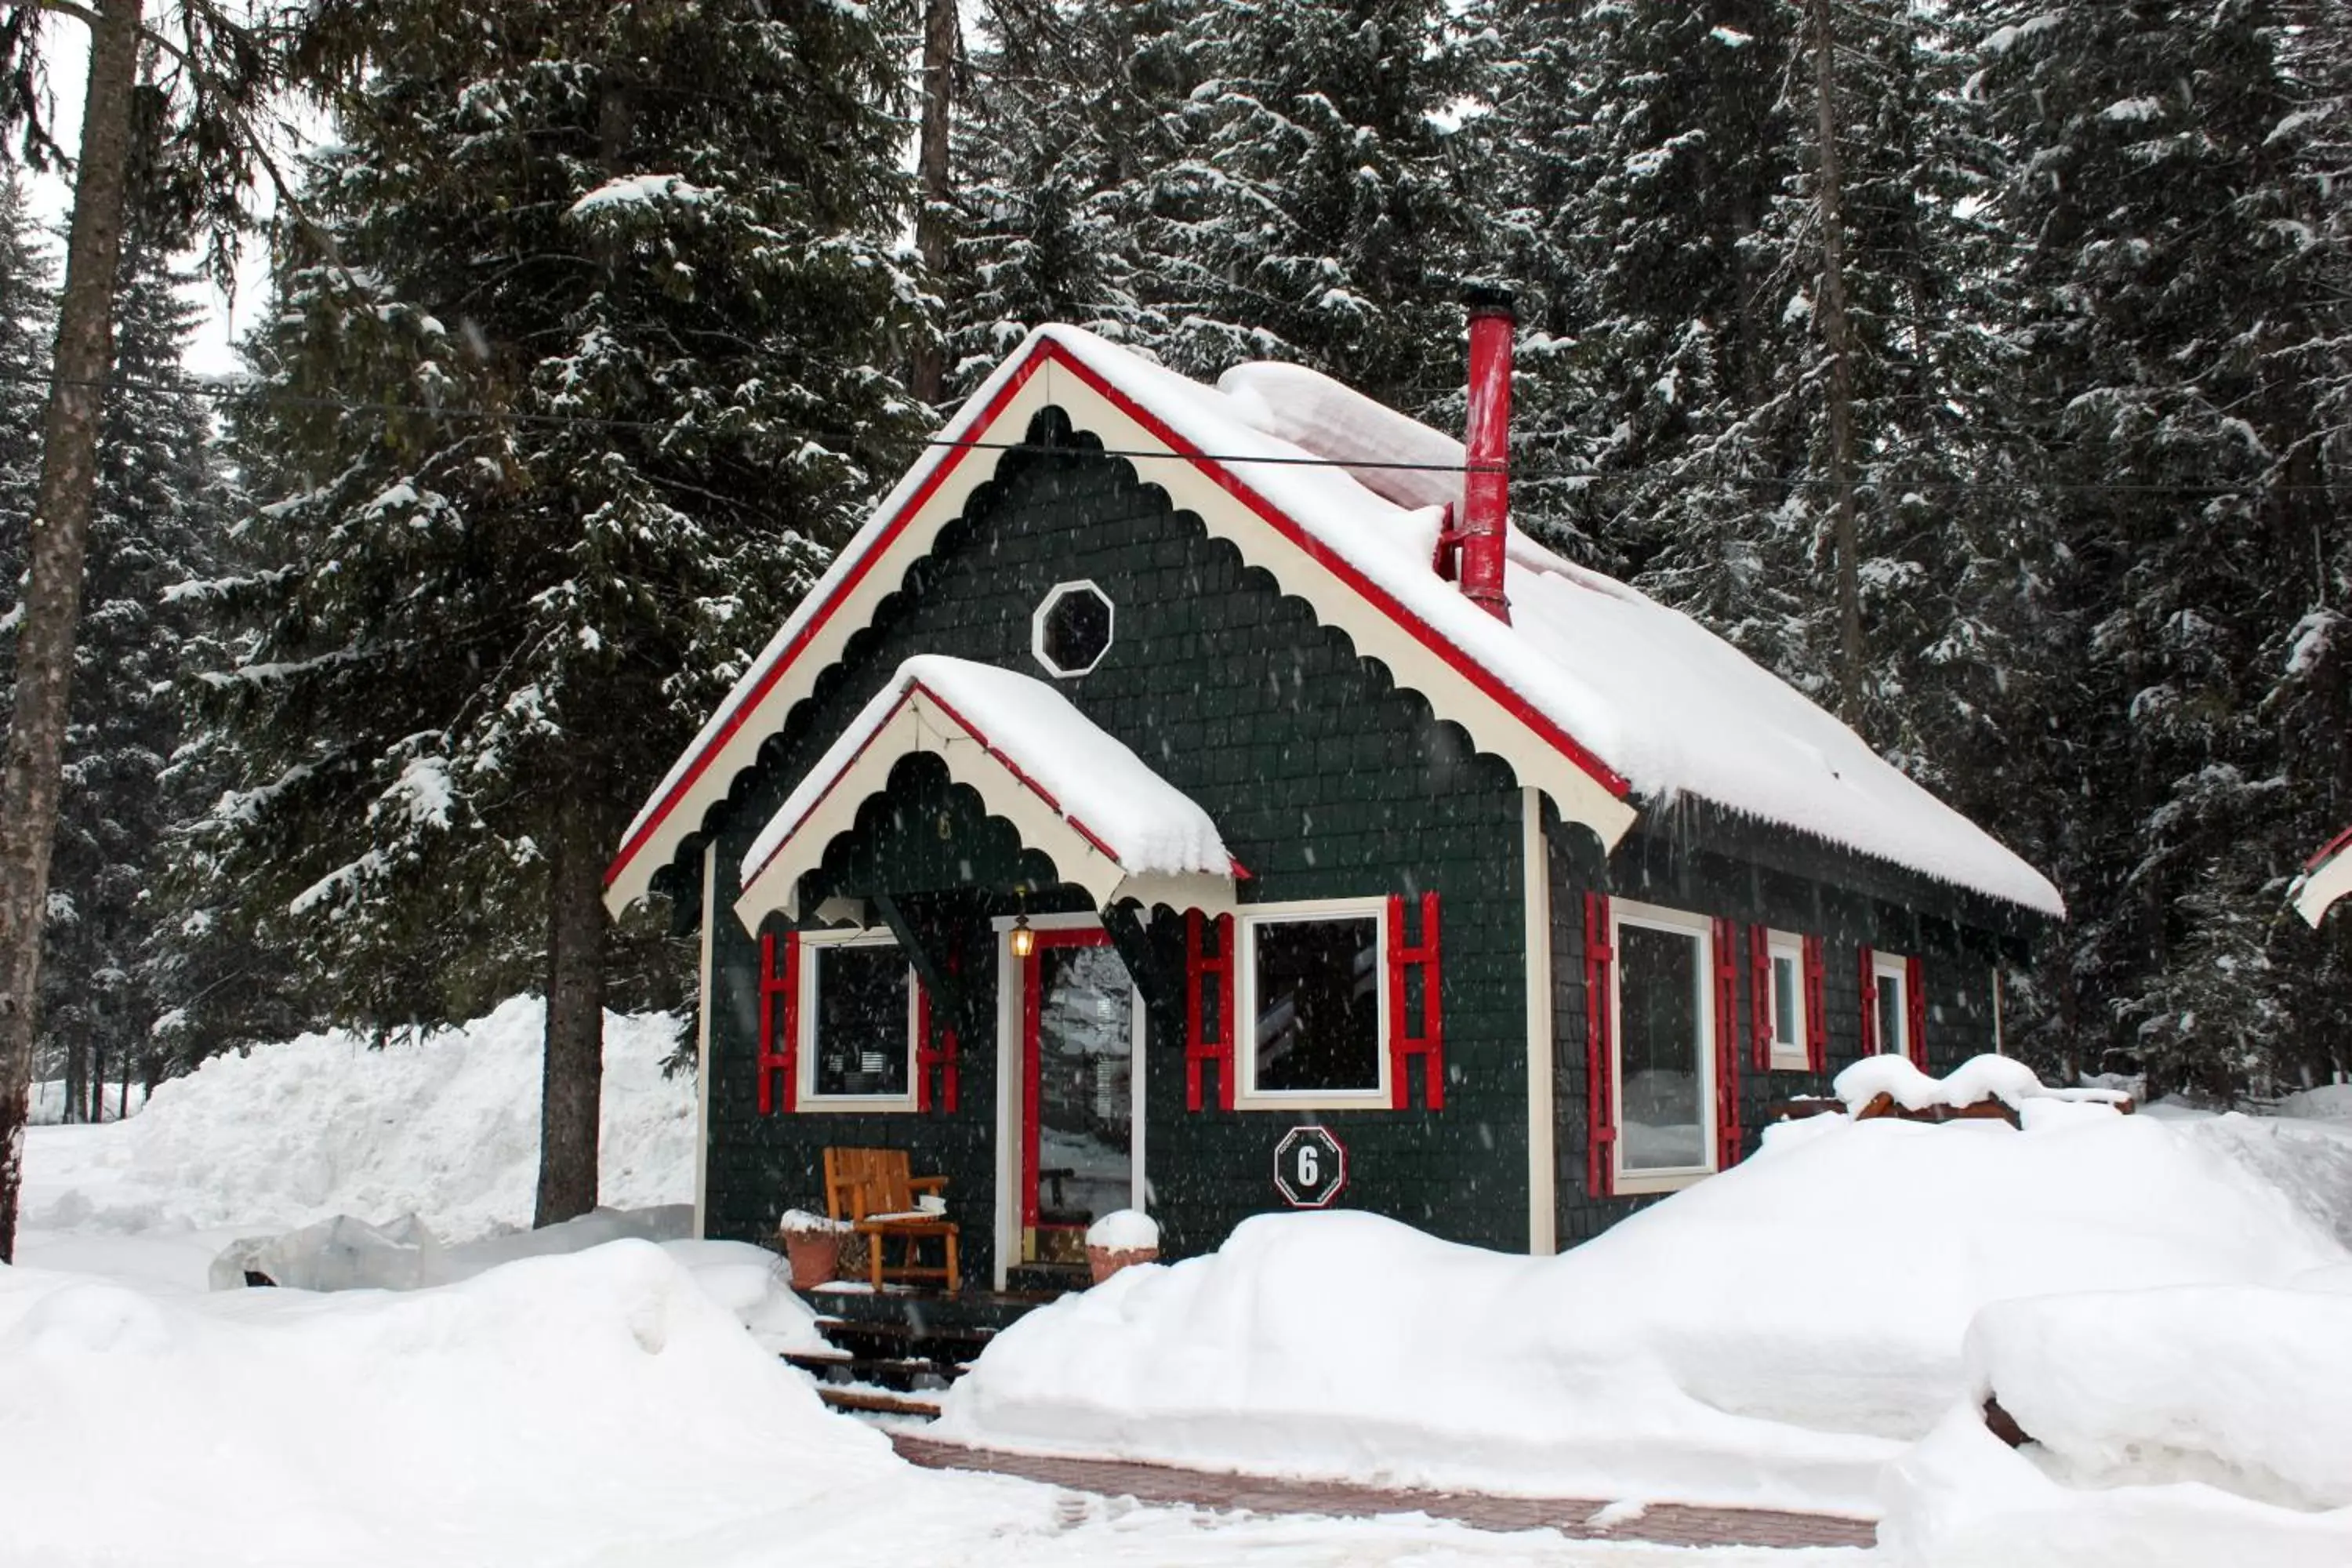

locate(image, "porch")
[[783, 1279, 1072, 1419]]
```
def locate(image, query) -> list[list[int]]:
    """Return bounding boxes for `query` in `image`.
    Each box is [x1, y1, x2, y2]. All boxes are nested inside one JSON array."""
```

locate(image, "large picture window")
[[798, 931, 917, 1109], [1236, 899, 1387, 1106], [1611, 901, 1716, 1186]]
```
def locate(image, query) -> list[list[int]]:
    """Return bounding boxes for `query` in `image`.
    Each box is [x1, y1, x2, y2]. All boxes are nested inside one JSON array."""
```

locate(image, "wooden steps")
[[785, 1285, 1072, 1422]]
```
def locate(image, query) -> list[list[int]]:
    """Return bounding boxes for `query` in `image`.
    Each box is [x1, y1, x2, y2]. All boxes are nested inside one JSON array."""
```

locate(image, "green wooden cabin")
[[604, 321, 2063, 1290]]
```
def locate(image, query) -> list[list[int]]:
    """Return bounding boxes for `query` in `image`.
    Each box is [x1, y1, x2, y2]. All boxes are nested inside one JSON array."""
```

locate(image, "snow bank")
[[939, 1111, 2347, 1513], [0, 1242, 946, 1568], [204, 1208, 825, 1355], [1881, 1282, 2352, 1566], [1969, 1287, 2352, 1510], [20, 996, 691, 1242]]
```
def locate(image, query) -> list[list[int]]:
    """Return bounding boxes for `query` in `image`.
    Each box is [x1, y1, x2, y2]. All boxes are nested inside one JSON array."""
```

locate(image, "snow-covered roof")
[[733, 655, 1239, 927], [609, 325, 2063, 920]]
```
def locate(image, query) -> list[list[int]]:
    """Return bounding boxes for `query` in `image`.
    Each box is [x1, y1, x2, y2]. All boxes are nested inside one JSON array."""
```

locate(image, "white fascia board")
[[615, 343, 1635, 917], [731, 686, 1130, 931]]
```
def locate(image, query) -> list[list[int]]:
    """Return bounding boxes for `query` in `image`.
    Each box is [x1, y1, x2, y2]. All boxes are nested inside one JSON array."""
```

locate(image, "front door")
[[1019, 927, 1138, 1266]]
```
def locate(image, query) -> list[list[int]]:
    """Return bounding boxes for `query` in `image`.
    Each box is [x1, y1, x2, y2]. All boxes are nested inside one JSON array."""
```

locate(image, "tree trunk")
[[1809, 0, 1866, 728], [907, 0, 956, 406], [0, 0, 145, 1262], [535, 779, 609, 1228]]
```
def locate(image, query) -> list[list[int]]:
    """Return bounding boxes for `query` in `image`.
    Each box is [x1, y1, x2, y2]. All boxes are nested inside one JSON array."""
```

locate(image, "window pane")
[[1252, 916, 1380, 1093], [812, 944, 909, 1098], [1618, 922, 1706, 1171], [1772, 954, 1798, 1046], [1877, 972, 1904, 1056]]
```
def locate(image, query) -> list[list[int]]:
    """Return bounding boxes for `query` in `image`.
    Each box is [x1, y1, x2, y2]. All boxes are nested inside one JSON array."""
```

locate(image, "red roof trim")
[[2307, 825, 2352, 873], [605, 350, 1053, 889], [611, 334, 1628, 894], [1038, 344, 1630, 798]]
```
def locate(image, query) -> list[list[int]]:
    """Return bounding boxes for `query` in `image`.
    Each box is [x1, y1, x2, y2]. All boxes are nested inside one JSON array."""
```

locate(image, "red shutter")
[[756, 930, 799, 1115], [914, 959, 960, 1115], [1747, 923, 1773, 1071], [1857, 945, 1878, 1056], [1386, 892, 1445, 1110], [1583, 892, 1616, 1198], [1711, 918, 1743, 1168], [1802, 935, 1827, 1073], [1185, 910, 1236, 1111], [1906, 954, 1929, 1071]]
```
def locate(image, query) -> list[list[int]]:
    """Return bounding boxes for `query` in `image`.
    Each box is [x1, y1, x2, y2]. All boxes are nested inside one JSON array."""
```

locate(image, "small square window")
[[1873, 953, 1910, 1058], [799, 934, 917, 1109], [1236, 902, 1388, 1106]]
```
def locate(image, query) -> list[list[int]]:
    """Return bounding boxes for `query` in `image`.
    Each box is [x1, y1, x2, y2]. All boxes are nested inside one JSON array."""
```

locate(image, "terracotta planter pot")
[[782, 1227, 845, 1290], [1086, 1243, 1158, 1286]]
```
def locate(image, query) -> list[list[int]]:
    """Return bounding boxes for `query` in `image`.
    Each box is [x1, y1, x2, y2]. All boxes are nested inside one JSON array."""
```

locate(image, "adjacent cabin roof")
[[608, 325, 2065, 922], [735, 655, 1240, 926], [2293, 826, 2352, 928]]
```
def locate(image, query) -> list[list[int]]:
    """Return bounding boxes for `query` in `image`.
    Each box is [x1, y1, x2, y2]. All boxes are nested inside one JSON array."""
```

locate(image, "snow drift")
[[1880, 1279, 2352, 1566], [0, 1242, 958, 1568], [20, 996, 691, 1242], [938, 1105, 2349, 1514]]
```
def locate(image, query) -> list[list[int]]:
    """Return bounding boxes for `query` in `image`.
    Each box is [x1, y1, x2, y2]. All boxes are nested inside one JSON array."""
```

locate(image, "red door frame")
[[1019, 925, 1116, 1236]]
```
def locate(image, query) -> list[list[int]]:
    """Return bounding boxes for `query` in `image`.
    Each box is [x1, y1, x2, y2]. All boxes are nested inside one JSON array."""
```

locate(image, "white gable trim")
[[731, 681, 1236, 931], [610, 339, 1635, 916]]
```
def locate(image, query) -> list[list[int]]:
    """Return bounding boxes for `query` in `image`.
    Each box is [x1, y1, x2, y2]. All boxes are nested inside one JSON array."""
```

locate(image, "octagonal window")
[[1033, 580, 1114, 678]]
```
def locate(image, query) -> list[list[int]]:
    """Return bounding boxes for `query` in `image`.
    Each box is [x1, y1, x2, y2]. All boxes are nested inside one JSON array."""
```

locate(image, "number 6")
[[1296, 1143, 1319, 1186]]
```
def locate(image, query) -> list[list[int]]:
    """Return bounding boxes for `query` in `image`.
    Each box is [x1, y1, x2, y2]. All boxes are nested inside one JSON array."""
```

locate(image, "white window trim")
[[1234, 895, 1392, 1112], [1610, 898, 1718, 1195], [795, 927, 920, 1112], [1031, 578, 1116, 678], [1765, 929, 1808, 1073], [1873, 951, 1911, 1058]]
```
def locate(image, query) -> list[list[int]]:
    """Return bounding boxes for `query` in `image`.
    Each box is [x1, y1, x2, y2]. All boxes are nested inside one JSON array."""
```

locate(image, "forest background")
[[0, 1, 2344, 1218]]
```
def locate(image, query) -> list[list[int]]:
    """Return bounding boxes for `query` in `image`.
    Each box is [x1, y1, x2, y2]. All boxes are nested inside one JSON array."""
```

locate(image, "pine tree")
[[212, 0, 927, 1222], [31, 217, 228, 1121], [1976, 0, 2352, 1093], [1133, 0, 1476, 412], [946, 0, 1180, 394], [0, 172, 53, 632]]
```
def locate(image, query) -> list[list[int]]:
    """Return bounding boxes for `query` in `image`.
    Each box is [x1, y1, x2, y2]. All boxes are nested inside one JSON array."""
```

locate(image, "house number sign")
[[1273, 1125, 1348, 1208]]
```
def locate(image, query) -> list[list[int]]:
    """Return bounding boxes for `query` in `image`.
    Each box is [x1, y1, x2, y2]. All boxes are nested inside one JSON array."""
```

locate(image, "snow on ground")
[[15, 995, 692, 1287], [940, 1094, 2351, 1519], [9, 1004, 1830, 1567]]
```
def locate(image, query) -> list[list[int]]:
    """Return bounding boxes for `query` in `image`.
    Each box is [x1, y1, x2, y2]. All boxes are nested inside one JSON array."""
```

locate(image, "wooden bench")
[[823, 1147, 960, 1292]]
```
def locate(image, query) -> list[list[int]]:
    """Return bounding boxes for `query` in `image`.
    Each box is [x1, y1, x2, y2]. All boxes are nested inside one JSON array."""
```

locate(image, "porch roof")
[[733, 655, 1242, 930]]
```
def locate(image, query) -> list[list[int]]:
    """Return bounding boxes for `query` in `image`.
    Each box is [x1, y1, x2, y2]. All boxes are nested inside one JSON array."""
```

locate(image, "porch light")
[[1009, 914, 1036, 960]]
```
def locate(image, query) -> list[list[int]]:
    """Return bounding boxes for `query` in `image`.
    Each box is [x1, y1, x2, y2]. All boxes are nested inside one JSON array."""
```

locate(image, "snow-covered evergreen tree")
[[32, 225, 228, 1120], [210, 0, 927, 1221], [945, 0, 1180, 394], [0, 173, 49, 634], [1975, 0, 2352, 1092]]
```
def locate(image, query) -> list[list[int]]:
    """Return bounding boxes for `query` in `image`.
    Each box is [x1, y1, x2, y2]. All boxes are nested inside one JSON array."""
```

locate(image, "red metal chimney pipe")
[[1461, 285, 1514, 622]]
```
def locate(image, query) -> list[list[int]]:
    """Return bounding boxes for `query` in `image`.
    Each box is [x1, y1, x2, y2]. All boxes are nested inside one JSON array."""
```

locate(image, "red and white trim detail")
[[732, 671, 1242, 929], [1802, 934, 1828, 1073], [607, 332, 1636, 916], [2294, 826, 2352, 927], [1906, 954, 1929, 1072]]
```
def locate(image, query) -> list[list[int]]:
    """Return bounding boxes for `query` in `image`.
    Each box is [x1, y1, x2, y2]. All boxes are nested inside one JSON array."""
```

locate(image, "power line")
[[1, 364, 2342, 497]]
